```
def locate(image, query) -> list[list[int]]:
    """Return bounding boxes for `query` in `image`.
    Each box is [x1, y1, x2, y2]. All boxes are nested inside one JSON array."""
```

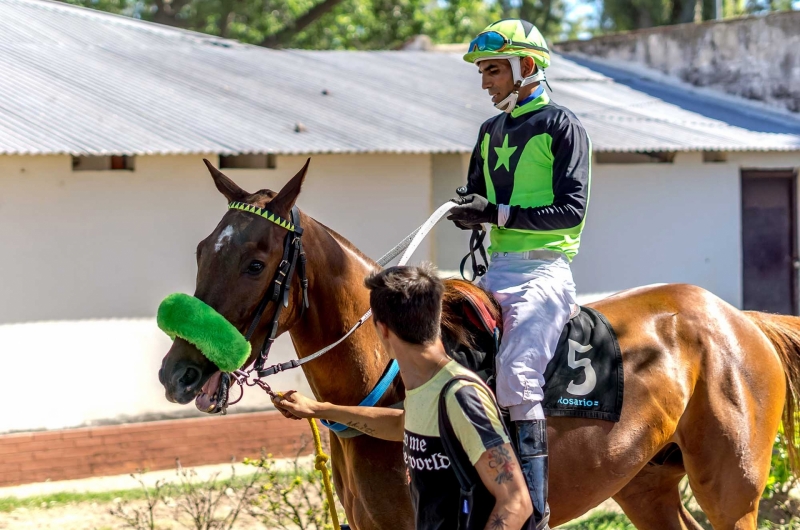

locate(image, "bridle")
[[218, 201, 309, 405], [219, 200, 459, 418]]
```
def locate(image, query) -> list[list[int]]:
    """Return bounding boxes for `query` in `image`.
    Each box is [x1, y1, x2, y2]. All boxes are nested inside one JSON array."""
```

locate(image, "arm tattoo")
[[345, 421, 376, 436], [488, 512, 507, 529], [487, 445, 515, 484]]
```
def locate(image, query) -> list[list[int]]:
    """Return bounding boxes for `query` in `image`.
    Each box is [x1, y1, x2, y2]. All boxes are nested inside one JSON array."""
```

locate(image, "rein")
[[225, 201, 459, 417]]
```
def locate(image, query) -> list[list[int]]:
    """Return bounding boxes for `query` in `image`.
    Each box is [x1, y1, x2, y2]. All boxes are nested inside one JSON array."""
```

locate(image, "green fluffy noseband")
[[157, 293, 251, 373]]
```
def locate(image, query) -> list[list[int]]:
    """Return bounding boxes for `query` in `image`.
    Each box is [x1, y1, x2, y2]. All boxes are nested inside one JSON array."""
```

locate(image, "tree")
[[63, 0, 502, 49]]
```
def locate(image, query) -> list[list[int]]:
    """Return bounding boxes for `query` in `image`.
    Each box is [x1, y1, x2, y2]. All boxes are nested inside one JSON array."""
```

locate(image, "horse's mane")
[[442, 278, 500, 350]]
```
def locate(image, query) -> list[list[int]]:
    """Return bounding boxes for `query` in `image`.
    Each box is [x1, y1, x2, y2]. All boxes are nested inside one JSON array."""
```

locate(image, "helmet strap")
[[477, 56, 548, 114], [495, 82, 521, 113], [495, 67, 547, 113]]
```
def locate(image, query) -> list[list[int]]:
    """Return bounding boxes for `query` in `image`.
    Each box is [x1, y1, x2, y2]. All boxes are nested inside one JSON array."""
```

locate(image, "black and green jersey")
[[466, 90, 591, 259]]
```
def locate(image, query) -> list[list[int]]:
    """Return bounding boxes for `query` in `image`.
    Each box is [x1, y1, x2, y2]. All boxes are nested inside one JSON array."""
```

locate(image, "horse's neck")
[[287, 216, 392, 406]]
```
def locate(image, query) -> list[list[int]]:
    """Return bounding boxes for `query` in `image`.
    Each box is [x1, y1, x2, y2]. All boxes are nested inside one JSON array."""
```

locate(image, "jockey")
[[447, 18, 592, 530]]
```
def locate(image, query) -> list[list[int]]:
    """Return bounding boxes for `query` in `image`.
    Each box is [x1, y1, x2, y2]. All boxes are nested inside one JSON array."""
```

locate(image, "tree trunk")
[[152, 0, 190, 27], [260, 0, 345, 48]]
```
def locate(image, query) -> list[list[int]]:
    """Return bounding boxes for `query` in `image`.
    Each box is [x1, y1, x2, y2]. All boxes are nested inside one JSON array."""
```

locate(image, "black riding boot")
[[514, 419, 550, 530]]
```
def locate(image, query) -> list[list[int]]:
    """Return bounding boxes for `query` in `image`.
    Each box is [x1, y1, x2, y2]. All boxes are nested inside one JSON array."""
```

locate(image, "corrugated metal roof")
[[1, 0, 799, 155]]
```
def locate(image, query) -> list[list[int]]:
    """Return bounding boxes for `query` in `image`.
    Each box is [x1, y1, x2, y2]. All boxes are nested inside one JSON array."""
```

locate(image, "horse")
[[159, 160, 800, 530]]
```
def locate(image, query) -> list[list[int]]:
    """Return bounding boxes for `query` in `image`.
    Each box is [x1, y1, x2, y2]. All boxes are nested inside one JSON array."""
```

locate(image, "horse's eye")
[[246, 261, 265, 275]]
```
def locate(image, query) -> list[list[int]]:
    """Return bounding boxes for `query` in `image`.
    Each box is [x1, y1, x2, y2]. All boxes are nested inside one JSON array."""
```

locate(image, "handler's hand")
[[272, 390, 323, 420]]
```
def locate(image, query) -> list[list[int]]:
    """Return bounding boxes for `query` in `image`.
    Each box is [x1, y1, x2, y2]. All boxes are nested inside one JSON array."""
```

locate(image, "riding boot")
[[514, 419, 550, 530]]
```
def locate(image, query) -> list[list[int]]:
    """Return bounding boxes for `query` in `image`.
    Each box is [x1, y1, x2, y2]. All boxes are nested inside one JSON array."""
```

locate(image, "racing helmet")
[[465, 19, 550, 112]]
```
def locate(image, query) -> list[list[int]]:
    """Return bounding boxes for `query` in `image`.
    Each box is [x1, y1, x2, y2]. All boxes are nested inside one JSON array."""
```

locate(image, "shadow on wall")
[[0, 319, 310, 434]]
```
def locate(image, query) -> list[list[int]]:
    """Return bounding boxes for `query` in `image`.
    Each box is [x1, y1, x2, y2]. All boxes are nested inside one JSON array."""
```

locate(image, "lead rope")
[[309, 417, 340, 528], [275, 392, 340, 527]]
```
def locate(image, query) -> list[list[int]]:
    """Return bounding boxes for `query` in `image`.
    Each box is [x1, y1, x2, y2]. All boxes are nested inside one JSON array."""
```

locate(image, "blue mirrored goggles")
[[468, 31, 549, 54]]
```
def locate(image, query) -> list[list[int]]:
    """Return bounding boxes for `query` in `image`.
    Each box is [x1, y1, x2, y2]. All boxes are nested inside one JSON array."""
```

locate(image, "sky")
[[562, 0, 598, 39]]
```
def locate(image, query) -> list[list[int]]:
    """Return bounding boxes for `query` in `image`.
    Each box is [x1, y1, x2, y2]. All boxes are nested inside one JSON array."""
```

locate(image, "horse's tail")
[[746, 311, 800, 473]]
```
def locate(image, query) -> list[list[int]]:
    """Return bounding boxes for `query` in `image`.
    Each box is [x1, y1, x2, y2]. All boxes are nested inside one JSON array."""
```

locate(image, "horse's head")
[[158, 158, 309, 410]]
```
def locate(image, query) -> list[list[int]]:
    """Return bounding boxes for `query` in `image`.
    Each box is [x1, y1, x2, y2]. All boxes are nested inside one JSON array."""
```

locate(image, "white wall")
[[571, 152, 743, 306], [0, 153, 432, 324], [431, 154, 473, 272], [0, 153, 433, 432]]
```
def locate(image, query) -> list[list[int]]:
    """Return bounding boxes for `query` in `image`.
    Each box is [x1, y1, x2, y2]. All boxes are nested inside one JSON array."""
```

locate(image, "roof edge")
[[12, 0, 244, 47]]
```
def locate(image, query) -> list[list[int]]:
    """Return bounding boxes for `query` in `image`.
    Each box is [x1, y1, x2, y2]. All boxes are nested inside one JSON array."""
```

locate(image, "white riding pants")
[[479, 252, 577, 421]]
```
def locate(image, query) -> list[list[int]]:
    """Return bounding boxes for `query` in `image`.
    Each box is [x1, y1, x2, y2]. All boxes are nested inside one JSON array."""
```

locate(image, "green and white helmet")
[[465, 19, 550, 113]]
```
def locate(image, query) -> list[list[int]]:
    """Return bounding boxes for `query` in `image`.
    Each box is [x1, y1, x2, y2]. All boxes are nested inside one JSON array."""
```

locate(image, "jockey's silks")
[[466, 88, 592, 259]]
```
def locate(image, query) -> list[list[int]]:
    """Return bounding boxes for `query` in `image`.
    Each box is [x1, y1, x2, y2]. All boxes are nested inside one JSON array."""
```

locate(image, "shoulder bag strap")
[[438, 375, 484, 530]]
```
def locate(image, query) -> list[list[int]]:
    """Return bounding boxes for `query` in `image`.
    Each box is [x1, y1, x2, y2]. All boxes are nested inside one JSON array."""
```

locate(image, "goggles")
[[468, 31, 549, 55]]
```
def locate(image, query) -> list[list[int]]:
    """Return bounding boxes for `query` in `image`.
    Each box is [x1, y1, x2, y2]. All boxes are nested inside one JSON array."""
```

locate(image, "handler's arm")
[[475, 443, 533, 530], [272, 390, 404, 441]]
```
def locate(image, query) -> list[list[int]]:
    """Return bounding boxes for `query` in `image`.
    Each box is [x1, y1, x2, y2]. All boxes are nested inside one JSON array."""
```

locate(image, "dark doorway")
[[742, 170, 798, 315]]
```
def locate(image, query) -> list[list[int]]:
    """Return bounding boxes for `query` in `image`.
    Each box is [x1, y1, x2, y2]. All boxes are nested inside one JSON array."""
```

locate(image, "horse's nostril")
[[178, 366, 202, 388]]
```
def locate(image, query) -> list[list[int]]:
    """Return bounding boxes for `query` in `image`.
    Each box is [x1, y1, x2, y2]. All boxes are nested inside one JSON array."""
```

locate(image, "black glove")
[[447, 194, 498, 228]]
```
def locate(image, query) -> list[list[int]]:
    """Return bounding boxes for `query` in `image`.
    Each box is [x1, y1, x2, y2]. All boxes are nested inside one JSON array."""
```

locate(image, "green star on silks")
[[494, 134, 517, 171]]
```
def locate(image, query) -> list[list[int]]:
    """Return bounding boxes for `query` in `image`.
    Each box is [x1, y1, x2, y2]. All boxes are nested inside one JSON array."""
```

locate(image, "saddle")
[[442, 281, 624, 422]]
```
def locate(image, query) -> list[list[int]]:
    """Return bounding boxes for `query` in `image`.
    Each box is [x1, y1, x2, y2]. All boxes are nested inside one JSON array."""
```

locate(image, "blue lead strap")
[[321, 359, 400, 432]]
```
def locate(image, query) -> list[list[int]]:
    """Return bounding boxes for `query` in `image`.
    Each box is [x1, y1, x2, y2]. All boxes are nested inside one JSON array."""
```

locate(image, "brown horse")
[[159, 160, 800, 530]]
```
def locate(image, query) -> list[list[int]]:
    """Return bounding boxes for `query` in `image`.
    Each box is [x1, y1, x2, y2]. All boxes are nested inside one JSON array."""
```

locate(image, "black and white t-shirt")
[[403, 361, 510, 530]]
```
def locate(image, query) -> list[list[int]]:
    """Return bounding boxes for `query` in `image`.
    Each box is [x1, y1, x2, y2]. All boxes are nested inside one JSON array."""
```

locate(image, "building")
[[1, 0, 799, 485]]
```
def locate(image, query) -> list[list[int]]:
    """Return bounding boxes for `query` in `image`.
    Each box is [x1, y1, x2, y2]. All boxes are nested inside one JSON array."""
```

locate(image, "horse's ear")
[[203, 159, 248, 203], [271, 158, 310, 211]]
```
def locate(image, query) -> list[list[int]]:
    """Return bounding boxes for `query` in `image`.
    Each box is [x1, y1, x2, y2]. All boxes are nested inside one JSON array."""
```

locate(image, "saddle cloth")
[[445, 286, 623, 423], [541, 306, 623, 422]]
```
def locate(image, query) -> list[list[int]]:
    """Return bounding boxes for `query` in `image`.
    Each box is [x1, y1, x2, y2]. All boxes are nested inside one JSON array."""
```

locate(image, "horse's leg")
[[677, 392, 776, 530], [613, 445, 704, 530], [674, 311, 785, 530]]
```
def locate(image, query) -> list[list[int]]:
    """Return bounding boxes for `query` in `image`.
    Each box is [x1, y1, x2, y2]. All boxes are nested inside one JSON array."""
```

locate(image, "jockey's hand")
[[447, 194, 498, 227], [272, 390, 322, 420]]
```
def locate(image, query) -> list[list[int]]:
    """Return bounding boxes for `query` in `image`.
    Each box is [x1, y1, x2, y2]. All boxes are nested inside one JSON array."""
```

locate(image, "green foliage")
[[596, 0, 795, 34], [0, 488, 152, 513], [563, 511, 636, 529], [243, 453, 347, 529], [765, 436, 797, 499], [63, 0, 559, 50]]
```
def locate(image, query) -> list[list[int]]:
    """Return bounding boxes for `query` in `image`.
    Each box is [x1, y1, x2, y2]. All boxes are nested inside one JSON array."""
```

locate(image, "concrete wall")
[[0, 153, 433, 433], [555, 11, 800, 112]]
